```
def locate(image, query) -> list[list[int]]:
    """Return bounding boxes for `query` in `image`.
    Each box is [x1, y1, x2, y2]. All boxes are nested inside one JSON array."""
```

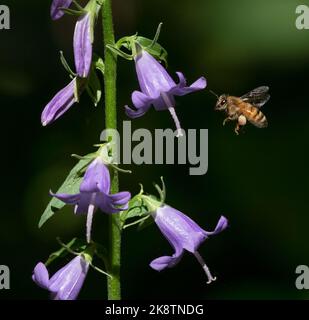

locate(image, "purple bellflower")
[[148, 202, 228, 283], [32, 255, 89, 300], [41, 12, 92, 126], [125, 48, 207, 137], [51, 0, 73, 20], [51, 156, 131, 242]]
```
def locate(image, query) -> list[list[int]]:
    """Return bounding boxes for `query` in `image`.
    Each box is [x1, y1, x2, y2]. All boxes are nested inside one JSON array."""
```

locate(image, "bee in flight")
[[213, 86, 270, 135]]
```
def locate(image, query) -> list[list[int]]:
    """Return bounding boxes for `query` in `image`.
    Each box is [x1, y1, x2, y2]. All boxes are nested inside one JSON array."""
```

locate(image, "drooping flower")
[[52, 156, 131, 215], [149, 205, 228, 283], [42, 11, 93, 126], [51, 0, 73, 20], [32, 256, 89, 300], [41, 78, 84, 126], [125, 48, 207, 137]]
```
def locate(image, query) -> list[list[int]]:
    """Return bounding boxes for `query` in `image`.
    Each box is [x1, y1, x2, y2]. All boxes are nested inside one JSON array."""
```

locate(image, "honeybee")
[[213, 86, 270, 134]]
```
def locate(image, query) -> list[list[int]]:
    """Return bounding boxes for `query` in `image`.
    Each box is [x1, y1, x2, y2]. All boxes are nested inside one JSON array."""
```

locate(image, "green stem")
[[102, 0, 121, 300]]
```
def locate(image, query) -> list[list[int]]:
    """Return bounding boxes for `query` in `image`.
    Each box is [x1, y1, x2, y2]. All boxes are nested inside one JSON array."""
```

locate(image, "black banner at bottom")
[[0, 300, 307, 318]]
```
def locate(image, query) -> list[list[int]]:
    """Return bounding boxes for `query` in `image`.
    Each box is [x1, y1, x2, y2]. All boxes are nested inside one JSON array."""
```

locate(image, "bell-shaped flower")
[[51, 0, 73, 20], [150, 205, 228, 283], [52, 156, 131, 215], [41, 78, 85, 126], [125, 48, 207, 137], [32, 255, 89, 300]]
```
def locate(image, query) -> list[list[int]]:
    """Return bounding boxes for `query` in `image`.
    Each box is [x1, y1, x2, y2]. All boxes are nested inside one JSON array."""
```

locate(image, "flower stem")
[[102, 0, 121, 300]]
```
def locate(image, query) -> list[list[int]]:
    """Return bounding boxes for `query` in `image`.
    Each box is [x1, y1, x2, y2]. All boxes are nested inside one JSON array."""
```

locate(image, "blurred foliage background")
[[0, 0, 308, 299]]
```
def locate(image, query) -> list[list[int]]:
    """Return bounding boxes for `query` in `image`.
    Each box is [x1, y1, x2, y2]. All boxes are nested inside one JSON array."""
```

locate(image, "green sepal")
[[115, 23, 168, 65], [93, 53, 105, 76], [120, 178, 166, 230], [135, 36, 168, 66], [120, 194, 149, 228], [106, 44, 133, 60], [86, 67, 102, 107], [38, 156, 93, 228], [137, 214, 155, 231], [60, 7, 86, 16], [74, 77, 87, 102], [45, 238, 87, 266], [59, 51, 76, 77]]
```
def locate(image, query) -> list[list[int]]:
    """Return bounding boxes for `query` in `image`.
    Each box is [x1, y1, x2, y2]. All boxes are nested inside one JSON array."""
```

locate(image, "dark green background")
[[1, 0, 308, 299]]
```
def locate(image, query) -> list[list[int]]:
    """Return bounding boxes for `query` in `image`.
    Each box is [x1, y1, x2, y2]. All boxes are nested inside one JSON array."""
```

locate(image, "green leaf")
[[38, 157, 93, 228], [45, 238, 87, 266]]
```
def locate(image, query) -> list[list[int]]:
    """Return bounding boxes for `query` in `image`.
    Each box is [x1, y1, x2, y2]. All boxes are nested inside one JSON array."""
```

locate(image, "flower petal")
[[74, 193, 93, 215], [125, 91, 153, 119], [74, 13, 92, 78], [32, 262, 50, 289], [150, 250, 184, 271], [41, 78, 76, 126], [135, 49, 176, 99], [95, 191, 131, 214], [170, 72, 207, 96], [50, 191, 80, 205], [51, 0, 73, 20], [204, 216, 228, 236], [154, 205, 207, 253], [79, 158, 110, 194], [49, 256, 89, 300]]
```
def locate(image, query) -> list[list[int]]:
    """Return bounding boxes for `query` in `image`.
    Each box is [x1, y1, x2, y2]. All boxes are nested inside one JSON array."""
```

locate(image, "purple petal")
[[50, 190, 80, 205], [204, 216, 228, 236], [51, 0, 73, 20], [170, 72, 207, 96], [154, 205, 207, 253], [135, 50, 176, 99], [95, 191, 131, 214], [150, 250, 184, 271], [79, 158, 110, 194], [41, 78, 76, 126], [125, 91, 152, 119], [74, 193, 93, 215], [49, 256, 89, 300], [152, 94, 175, 111], [32, 262, 50, 289], [74, 13, 92, 78]]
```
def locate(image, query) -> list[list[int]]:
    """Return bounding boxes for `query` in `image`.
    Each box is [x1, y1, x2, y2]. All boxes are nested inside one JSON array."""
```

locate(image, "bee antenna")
[[209, 89, 219, 99]]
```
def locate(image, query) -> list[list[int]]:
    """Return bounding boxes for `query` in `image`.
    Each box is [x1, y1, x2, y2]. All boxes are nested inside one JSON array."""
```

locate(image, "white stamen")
[[168, 107, 183, 138], [86, 194, 96, 243], [194, 251, 217, 284], [161, 93, 183, 138]]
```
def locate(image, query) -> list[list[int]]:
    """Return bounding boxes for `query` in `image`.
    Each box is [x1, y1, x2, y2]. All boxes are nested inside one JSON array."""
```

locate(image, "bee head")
[[215, 95, 228, 111]]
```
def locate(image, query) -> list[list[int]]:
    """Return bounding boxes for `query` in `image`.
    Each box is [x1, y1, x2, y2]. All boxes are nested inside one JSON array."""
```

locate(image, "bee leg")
[[223, 117, 231, 126], [234, 123, 240, 135]]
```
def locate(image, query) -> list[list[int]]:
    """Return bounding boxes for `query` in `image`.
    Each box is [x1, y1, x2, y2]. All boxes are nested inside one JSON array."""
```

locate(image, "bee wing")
[[241, 86, 270, 108]]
